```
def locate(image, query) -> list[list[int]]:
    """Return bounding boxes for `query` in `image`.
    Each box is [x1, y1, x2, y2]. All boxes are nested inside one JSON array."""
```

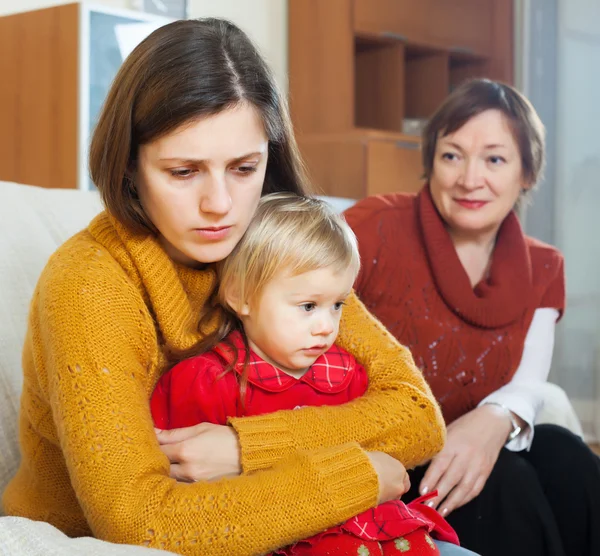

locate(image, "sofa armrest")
[[535, 382, 584, 438], [0, 517, 174, 555]]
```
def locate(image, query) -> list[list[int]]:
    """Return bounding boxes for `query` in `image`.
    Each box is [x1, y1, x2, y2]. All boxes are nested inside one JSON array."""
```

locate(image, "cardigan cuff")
[[307, 442, 379, 517], [229, 413, 297, 473]]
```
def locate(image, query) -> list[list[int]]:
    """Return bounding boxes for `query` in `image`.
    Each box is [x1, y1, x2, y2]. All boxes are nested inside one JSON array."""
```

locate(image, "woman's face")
[[430, 109, 528, 238], [136, 103, 268, 266]]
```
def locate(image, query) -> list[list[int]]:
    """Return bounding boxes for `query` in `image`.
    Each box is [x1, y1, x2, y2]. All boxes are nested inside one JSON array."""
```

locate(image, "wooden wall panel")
[[366, 139, 424, 195], [56, 3, 79, 189], [289, 0, 354, 134], [3, 4, 79, 189], [405, 52, 450, 118], [355, 41, 405, 131], [298, 136, 366, 198], [0, 13, 20, 183], [488, 0, 514, 84]]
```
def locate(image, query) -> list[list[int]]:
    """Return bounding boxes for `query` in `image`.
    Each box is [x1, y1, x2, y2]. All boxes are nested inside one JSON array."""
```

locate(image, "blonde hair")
[[171, 193, 361, 404], [218, 192, 360, 312]]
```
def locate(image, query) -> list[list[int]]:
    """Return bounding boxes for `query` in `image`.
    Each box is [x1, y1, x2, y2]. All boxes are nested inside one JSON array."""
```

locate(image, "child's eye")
[[333, 302, 345, 311], [301, 303, 316, 312]]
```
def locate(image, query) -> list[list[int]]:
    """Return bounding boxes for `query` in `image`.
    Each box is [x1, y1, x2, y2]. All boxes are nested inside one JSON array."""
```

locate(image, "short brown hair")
[[90, 19, 309, 233], [422, 79, 545, 187]]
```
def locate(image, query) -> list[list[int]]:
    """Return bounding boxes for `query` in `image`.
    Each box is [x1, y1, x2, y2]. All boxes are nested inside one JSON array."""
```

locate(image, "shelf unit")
[[0, 3, 170, 190], [289, 0, 514, 198]]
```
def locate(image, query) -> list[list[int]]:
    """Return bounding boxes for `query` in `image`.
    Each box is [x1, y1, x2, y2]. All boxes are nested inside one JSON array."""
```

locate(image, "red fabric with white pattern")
[[151, 332, 459, 554]]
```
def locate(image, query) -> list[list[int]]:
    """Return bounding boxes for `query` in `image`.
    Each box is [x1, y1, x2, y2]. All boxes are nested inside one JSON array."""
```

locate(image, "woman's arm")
[[35, 253, 380, 555], [419, 308, 560, 514], [478, 308, 559, 451], [230, 292, 446, 472]]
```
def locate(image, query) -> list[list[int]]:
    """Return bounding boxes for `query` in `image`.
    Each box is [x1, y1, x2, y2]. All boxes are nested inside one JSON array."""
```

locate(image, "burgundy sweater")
[[345, 186, 565, 423]]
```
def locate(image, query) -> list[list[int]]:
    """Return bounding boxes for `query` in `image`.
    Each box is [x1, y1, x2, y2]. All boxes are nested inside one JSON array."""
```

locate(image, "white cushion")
[[0, 182, 103, 506], [0, 516, 174, 555], [535, 381, 585, 437]]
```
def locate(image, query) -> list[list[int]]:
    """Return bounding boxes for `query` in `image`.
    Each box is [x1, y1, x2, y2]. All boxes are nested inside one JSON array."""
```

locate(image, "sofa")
[[0, 181, 584, 554]]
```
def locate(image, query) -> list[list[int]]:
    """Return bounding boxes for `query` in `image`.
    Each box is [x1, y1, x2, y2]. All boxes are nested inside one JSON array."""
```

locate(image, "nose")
[[199, 173, 232, 216], [458, 158, 484, 190], [312, 313, 334, 337]]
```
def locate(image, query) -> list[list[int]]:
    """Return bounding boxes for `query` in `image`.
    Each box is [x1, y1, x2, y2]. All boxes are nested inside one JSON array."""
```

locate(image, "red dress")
[[151, 331, 459, 555]]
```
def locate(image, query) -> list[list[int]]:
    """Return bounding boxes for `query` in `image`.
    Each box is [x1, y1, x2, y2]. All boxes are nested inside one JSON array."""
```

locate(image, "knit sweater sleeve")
[[230, 292, 446, 471], [34, 244, 378, 555]]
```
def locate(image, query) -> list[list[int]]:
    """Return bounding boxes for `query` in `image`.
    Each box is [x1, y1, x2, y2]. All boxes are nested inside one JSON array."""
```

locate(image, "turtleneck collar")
[[416, 185, 532, 328], [88, 212, 219, 351]]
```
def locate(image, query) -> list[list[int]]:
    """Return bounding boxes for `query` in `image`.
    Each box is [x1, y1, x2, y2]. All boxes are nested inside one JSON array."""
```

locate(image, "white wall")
[[188, 0, 288, 92], [0, 0, 288, 90], [0, 0, 127, 13]]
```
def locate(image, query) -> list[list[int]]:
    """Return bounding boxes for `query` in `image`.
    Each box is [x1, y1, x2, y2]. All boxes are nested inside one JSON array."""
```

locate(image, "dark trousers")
[[406, 425, 600, 556]]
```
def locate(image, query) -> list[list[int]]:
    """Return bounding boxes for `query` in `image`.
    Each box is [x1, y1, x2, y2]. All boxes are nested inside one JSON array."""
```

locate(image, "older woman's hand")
[[156, 423, 242, 482], [419, 404, 514, 516]]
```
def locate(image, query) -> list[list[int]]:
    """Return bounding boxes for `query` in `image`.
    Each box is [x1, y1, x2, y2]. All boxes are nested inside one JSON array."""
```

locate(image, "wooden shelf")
[[299, 130, 424, 199], [288, 0, 514, 199]]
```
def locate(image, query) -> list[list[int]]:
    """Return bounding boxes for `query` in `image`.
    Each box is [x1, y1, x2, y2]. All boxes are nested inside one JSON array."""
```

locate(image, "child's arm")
[[151, 354, 240, 429]]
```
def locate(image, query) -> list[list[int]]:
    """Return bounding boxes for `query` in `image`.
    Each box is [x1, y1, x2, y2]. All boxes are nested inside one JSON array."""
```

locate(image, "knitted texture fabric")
[[2, 211, 445, 555], [345, 187, 566, 424]]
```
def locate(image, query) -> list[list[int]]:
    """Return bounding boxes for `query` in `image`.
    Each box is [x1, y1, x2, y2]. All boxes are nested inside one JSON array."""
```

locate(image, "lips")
[[455, 199, 489, 210], [303, 345, 328, 353], [198, 226, 230, 232], [193, 226, 232, 240]]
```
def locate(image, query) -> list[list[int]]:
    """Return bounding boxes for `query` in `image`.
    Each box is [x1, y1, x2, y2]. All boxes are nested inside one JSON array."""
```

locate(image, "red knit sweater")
[[345, 186, 565, 423]]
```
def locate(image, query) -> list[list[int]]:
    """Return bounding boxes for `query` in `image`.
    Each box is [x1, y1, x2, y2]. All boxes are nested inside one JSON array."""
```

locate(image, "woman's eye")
[[301, 303, 316, 312], [170, 168, 195, 179], [441, 152, 458, 161], [235, 165, 258, 175], [488, 155, 506, 165]]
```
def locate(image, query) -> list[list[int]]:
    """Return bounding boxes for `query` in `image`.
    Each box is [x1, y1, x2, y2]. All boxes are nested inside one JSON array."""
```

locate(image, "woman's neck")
[[448, 226, 500, 288]]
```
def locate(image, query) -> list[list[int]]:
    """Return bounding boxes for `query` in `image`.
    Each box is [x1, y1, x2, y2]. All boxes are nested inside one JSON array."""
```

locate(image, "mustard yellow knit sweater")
[[2, 212, 445, 555]]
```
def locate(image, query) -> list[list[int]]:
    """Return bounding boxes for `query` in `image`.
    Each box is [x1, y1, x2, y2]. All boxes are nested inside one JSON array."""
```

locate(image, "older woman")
[[345, 79, 600, 556]]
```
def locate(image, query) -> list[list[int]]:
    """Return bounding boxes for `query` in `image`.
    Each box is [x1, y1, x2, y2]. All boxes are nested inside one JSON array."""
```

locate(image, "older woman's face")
[[136, 103, 268, 266], [430, 109, 527, 238]]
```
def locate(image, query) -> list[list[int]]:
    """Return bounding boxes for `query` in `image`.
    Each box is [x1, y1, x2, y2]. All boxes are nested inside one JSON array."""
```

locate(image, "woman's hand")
[[155, 423, 242, 482], [367, 451, 411, 504], [419, 405, 514, 516]]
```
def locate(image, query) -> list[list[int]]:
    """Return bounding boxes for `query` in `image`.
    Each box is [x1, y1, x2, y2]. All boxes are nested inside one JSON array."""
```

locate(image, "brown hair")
[[89, 18, 309, 233], [422, 79, 546, 188]]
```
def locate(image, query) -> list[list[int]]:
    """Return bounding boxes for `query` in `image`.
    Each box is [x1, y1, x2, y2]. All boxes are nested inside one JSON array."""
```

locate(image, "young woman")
[[2, 19, 445, 556]]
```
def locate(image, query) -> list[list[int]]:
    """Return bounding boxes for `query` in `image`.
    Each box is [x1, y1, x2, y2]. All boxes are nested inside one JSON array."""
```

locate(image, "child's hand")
[[366, 451, 411, 504], [155, 423, 242, 482]]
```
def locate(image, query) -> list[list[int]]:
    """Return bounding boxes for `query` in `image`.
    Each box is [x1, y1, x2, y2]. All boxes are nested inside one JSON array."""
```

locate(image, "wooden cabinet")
[[0, 3, 170, 190], [299, 132, 424, 199], [430, 0, 494, 56], [289, 0, 514, 199], [366, 138, 423, 196], [354, 0, 430, 44]]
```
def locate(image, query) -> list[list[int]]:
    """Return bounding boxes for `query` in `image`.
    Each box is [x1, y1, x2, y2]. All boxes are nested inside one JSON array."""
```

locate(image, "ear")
[[223, 290, 251, 317], [521, 181, 533, 192]]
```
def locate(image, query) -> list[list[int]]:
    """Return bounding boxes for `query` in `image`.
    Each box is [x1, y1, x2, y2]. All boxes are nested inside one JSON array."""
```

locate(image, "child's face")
[[239, 266, 356, 377]]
